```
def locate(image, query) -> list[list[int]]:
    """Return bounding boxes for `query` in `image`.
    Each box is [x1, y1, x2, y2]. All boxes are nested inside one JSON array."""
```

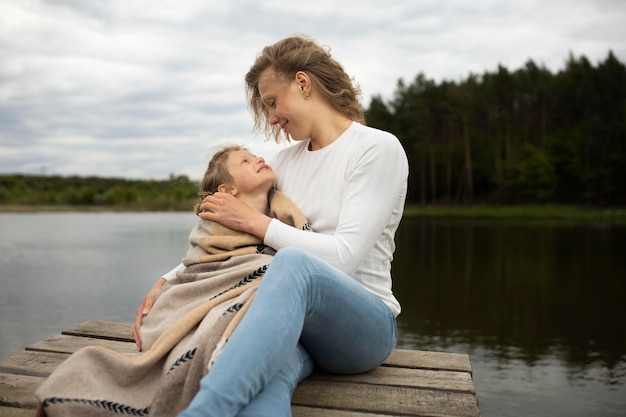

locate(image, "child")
[[195, 144, 277, 216], [176, 144, 310, 277], [35, 145, 312, 417]]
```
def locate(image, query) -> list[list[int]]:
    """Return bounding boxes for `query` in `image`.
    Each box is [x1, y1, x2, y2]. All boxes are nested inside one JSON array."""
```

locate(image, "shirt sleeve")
[[264, 138, 408, 275], [162, 262, 185, 280]]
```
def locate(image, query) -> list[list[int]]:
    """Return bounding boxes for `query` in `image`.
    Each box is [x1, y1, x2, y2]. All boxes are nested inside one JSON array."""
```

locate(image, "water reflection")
[[392, 217, 626, 416], [1, 213, 624, 416]]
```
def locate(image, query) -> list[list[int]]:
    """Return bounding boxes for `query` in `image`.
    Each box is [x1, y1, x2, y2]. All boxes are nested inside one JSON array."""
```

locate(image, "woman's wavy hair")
[[245, 34, 364, 143]]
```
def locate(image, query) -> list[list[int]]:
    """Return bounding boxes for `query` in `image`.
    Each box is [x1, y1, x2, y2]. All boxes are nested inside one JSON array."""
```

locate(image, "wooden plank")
[[293, 405, 404, 417], [384, 348, 472, 373], [0, 351, 69, 378], [62, 320, 134, 342], [56, 321, 474, 373], [1, 368, 456, 416], [25, 334, 137, 355], [293, 379, 480, 417], [0, 372, 43, 410], [308, 366, 475, 394], [0, 406, 36, 417]]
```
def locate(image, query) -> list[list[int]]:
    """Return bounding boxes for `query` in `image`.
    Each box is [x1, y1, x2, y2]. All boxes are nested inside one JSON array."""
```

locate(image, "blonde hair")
[[245, 34, 364, 143], [195, 144, 248, 214]]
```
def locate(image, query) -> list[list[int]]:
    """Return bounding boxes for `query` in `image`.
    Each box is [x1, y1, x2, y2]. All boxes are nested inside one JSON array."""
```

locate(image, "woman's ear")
[[295, 71, 310, 97]]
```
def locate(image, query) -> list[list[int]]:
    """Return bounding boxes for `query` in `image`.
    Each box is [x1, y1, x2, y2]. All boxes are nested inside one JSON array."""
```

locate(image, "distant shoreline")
[[2, 204, 625, 221], [403, 204, 626, 221], [0, 205, 188, 213]]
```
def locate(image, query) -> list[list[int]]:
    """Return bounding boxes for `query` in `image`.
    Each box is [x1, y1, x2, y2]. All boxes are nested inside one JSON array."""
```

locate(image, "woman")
[[138, 34, 408, 417]]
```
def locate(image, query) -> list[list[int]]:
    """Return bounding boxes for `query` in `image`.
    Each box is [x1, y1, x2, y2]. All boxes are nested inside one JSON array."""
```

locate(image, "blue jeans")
[[179, 247, 397, 417]]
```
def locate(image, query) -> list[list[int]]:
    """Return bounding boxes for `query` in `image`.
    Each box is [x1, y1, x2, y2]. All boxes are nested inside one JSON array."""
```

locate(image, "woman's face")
[[258, 68, 311, 141]]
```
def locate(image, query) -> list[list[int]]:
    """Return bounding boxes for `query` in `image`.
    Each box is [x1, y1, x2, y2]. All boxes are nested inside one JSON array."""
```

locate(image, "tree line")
[[0, 174, 199, 210], [2, 51, 624, 209], [365, 51, 626, 205]]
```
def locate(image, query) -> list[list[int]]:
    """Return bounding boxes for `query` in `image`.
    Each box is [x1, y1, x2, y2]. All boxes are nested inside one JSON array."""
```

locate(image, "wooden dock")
[[0, 320, 481, 416]]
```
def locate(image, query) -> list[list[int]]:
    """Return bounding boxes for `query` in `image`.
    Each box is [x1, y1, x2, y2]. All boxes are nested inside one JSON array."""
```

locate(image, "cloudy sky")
[[1, 0, 625, 180]]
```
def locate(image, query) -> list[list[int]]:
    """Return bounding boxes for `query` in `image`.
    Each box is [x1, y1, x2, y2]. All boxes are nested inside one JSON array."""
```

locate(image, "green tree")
[[498, 143, 556, 202], [364, 50, 626, 205]]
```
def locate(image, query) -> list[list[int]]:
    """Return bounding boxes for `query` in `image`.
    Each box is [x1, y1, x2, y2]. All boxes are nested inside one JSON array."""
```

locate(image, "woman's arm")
[[198, 194, 272, 240], [265, 139, 408, 274]]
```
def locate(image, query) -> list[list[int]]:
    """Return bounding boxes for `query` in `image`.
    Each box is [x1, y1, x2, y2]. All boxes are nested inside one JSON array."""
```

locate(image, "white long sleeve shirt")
[[265, 122, 408, 316], [164, 122, 408, 316]]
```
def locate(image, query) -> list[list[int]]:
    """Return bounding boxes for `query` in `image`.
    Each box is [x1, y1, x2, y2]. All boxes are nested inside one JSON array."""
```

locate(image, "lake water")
[[0, 212, 625, 416]]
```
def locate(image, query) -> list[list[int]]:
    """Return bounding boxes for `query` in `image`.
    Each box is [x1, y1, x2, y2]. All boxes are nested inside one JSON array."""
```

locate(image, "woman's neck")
[[308, 111, 353, 151]]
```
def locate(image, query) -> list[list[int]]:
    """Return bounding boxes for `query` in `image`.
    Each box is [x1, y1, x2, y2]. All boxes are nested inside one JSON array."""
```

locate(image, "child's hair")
[[245, 34, 364, 143], [195, 144, 248, 214]]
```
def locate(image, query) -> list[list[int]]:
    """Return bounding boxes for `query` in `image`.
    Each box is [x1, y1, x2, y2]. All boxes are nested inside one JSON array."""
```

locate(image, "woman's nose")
[[268, 108, 279, 125]]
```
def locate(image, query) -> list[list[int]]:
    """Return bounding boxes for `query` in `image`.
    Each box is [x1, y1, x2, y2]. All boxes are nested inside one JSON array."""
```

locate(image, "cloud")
[[1, 0, 624, 179]]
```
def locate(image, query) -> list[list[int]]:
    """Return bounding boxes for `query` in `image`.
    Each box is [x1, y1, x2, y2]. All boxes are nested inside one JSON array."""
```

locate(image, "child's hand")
[[133, 277, 167, 351]]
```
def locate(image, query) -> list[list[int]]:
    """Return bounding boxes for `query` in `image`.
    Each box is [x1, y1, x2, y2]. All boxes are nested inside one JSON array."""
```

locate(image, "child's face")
[[225, 149, 276, 196]]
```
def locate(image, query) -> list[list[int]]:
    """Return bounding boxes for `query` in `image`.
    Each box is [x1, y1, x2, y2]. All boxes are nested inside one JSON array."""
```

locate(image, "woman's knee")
[[272, 247, 310, 265], [257, 247, 316, 298], [267, 248, 319, 283]]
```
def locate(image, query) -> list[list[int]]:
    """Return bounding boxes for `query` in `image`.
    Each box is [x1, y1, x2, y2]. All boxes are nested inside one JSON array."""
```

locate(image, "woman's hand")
[[198, 192, 271, 239], [133, 277, 167, 351]]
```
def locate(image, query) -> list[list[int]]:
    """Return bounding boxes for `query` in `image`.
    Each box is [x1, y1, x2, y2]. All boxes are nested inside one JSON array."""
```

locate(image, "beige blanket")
[[35, 190, 310, 417]]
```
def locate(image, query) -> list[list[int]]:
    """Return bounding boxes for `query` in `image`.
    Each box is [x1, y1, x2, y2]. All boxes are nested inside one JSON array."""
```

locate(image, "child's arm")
[[132, 263, 184, 351]]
